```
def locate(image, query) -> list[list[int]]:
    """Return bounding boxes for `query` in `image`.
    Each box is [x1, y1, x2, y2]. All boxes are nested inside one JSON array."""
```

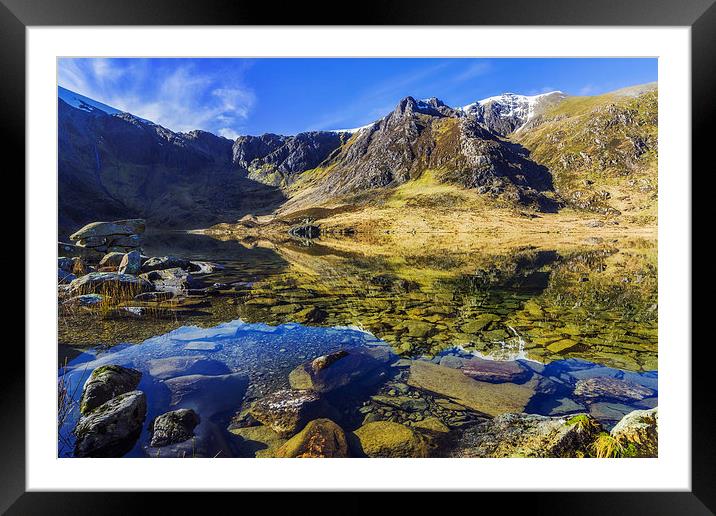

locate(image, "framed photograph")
[[5, 0, 709, 511]]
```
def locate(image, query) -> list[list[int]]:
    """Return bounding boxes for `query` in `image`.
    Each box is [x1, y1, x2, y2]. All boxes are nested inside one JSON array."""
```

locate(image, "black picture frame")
[[3, 0, 708, 512]]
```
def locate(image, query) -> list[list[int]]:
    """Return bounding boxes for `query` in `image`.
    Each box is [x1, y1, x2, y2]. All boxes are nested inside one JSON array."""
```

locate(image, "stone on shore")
[[352, 421, 428, 457], [98, 252, 126, 269], [610, 407, 658, 457], [74, 390, 147, 457], [70, 219, 145, 241], [454, 412, 602, 458], [407, 360, 538, 416], [118, 250, 142, 275], [80, 365, 142, 415], [140, 267, 198, 294], [149, 409, 200, 447], [275, 418, 349, 458], [68, 272, 153, 295]]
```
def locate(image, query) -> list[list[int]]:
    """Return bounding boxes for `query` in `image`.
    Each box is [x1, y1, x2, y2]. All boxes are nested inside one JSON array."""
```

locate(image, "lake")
[[58, 231, 658, 457]]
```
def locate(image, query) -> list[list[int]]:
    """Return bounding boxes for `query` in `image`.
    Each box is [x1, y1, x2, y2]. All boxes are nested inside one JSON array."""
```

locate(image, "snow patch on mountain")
[[58, 86, 122, 116], [462, 91, 565, 122]]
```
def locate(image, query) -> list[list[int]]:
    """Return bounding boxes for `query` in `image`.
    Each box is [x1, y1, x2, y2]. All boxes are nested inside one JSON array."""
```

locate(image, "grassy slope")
[[513, 88, 658, 223]]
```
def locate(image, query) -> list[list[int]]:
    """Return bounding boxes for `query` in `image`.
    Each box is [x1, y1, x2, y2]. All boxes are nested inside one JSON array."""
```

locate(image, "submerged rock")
[[248, 389, 334, 437], [288, 347, 390, 393], [454, 413, 602, 458], [74, 390, 147, 457], [164, 372, 248, 419], [352, 421, 428, 458], [574, 376, 654, 402], [147, 356, 231, 380], [230, 425, 287, 458], [407, 360, 538, 417], [80, 365, 142, 415], [275, 418, 349, 458], [610, 407, 658, 457], [68, 272, 153, 295], [439, 355, 531, 383], [149, 409, 200, 447]]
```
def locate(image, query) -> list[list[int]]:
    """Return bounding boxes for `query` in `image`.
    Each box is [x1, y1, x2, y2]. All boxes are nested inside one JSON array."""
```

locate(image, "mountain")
[[462, 91, 567, 135], [282, 95, 558, 213], [57, 83, 658, 234], [58, 90, 285, 236], [231, 131, 349, 187], [513, 84, 657, 219]]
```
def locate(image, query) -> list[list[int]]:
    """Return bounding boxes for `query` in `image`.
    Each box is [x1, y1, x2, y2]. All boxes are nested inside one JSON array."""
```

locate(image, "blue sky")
[[58, 58, 657, 137]]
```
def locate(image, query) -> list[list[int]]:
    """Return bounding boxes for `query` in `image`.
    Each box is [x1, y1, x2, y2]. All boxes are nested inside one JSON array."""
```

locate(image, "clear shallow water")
[[59, 319, 657, 458], [58, 231, 657, 457]]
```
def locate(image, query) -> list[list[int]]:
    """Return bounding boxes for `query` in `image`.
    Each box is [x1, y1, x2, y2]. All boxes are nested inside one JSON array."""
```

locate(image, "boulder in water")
[[275, 418, 349, 458], [74, 390, 147, 457], [80, 364, 142, 415], [149, 409, 200, 447]]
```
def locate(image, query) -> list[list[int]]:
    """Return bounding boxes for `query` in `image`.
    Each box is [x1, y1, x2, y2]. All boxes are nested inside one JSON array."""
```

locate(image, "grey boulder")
[[74, 390, 147, 457]]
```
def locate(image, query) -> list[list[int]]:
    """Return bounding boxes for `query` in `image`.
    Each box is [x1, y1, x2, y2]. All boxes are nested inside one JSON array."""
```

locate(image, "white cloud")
[[217, 127, 240, 140], [57, 58, 255, 137]]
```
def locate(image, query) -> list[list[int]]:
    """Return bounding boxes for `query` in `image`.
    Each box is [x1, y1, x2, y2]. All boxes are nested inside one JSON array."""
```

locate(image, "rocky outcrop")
[[352, 420, 429, 458], [79, 365, 142, 415], [247, 389, 334, 437], [149, 408, 200, 447], [275, 418, 349, 458], [454, 412, 602, 458], [74, 390, 147, 457], [610, 407, 658, 457]]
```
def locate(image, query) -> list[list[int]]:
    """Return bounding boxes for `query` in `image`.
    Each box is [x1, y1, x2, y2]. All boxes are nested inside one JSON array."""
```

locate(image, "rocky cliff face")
[[58, 98, 285, 236], [232, 131, 347, 187]]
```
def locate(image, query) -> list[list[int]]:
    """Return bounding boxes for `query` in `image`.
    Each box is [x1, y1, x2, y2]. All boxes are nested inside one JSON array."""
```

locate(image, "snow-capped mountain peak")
[[58, 86, 122, 116], [461, 91, 567, 134]]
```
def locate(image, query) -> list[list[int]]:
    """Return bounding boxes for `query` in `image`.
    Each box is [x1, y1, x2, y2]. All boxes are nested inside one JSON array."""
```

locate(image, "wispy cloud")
[[58, 58, 255, 138], [307, 59, 492, 131]]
